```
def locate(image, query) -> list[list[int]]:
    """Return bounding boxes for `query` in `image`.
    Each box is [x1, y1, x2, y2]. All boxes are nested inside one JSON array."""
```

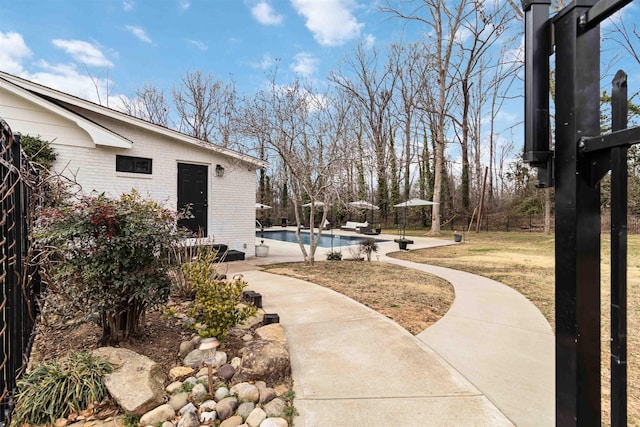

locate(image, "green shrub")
[[20, 134, 57, 171], [34, 190, 183, 343], [12, 352, 113, 426], [326, 250, 342, 261], [185, 249, 257, 340]]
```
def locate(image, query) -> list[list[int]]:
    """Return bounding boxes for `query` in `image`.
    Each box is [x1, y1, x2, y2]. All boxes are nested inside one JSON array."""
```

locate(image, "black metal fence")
[[523, 0, 637, 424], [0, 119, 42, 425]]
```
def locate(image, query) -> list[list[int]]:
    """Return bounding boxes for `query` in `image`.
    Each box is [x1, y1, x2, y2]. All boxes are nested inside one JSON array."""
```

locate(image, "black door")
[[177, 163, 208, 236]]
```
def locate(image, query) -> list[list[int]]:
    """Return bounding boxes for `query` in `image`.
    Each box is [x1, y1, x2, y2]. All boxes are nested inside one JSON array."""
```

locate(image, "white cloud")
[[122, 1, 134, 11], [179, 0, 190, 11], [455, 27, 472, 44], [251, 1, 283, 25], [253, 53, 276, 69], [0, 33, 127, 109], [291, 0, 363, 46], [26, 61, 120, 106], [503, 35, 524, 66], [363, 33, 375, 49], [52, 39, 113, 67], [187, 39, 208, 51], [291, 52, 319, 77], [0, 32, 32, 74], [125, 25, 152, 43]]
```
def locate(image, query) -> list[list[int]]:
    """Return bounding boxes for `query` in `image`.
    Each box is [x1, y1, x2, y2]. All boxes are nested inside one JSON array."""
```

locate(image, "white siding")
[[2, 94, 258, 256]]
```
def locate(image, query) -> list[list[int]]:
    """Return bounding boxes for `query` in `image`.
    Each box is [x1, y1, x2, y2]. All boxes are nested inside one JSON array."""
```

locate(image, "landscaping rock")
[[139, 404, 175, 426], [239, 312, 263, 329], [182, 349, 203, 367], [200, 411, 217, 423], [240, 341, 290, 382], [237, 402, 255, 420], [254, 324, 286, 344], [190, 382, 208, 402], [179, 402, 197, 415], [177, 410, 199, 427], [92, 347, 166, 416], [263, 398, 286, 418], [231, 357, 242, 370], [166, 381, 183, 394], [215, 386, 230, 402], [200, 399, 217, 411], [219, 415, 243, 427], [256, 382, 276, 404], [168, 392, 189, 411], [245, 408, 267, 427], [169, 366, 194, 381], [162, 421, 174, 427], [217, 363, 236, 381], [260, 418, 288, 427], [216, 396, 239, 420], [231, 382, 259, 403], [179, 340, 194, 358], [274, 384, 289, 396]]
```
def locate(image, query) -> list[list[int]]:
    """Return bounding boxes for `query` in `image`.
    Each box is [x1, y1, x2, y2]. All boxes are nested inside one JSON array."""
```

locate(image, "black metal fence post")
[[0, 120, 44, 425], [553, 3, 602, 424], [524, 0, 639, 423], [609, 70, 628, 427]]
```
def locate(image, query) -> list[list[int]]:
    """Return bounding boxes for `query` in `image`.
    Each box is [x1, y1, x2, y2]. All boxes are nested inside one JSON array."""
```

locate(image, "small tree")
[[359, 238, 379, 262], [35, 190, 182, 344]]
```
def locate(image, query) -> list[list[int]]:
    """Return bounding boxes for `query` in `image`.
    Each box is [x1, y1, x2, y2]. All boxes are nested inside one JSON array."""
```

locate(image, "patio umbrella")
[[393, 198, 438, 238], [394, 198, 438, 208], [348, 200, 379, 210], [349, 200, 379, 224], [302, 201, 325, 208]]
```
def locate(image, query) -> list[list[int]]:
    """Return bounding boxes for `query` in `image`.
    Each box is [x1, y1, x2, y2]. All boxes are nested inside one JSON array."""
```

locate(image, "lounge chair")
[[356, 223, 371, 234], [341, 221, 369, 232]]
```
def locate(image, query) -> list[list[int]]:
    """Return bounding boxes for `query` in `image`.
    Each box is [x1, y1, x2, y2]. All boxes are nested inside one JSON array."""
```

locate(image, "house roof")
[[0, 71, 268, 168], [0, 75, 134, 149]]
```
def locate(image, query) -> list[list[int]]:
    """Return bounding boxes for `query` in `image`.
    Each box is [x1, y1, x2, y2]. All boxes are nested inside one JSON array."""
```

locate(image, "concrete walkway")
[[225, 230, 554, 426]]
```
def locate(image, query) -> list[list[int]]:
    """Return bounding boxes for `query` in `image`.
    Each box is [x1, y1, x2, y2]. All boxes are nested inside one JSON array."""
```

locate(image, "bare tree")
[[382, 0, 472, 234], [330, 43, 398, 223], [388, 41, 429, 200], [245, 75, 349, 264], [449, 0, 515, 216], [172, 70, 239, 148], [119, 84, 170, 126]]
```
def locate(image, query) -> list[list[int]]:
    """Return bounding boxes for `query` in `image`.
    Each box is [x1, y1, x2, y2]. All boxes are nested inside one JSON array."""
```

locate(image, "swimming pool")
[[257, 230, 387, 248]]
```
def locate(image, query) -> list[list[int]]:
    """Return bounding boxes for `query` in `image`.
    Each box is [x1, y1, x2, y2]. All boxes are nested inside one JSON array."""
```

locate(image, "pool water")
[[257, 230, 387, 248]]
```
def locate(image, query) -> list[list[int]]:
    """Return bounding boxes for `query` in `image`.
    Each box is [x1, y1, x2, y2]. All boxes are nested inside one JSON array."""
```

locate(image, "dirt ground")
[[30, 301, 249, 375]]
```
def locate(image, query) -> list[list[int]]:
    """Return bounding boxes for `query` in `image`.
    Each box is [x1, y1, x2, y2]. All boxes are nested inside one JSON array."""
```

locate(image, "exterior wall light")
[[215, 164, 225, 177]]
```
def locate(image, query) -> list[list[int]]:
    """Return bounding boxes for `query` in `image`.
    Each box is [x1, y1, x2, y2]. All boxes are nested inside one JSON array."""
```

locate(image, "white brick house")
[[0, 71, 267, 258]]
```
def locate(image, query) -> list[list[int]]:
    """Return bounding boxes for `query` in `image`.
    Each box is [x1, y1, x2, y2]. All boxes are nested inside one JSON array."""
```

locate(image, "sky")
[[0, 0, 416, 109]]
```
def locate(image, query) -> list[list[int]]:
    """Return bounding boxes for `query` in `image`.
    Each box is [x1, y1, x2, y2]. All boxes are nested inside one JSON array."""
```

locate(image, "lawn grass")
[[388, 230, 639, 426]]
